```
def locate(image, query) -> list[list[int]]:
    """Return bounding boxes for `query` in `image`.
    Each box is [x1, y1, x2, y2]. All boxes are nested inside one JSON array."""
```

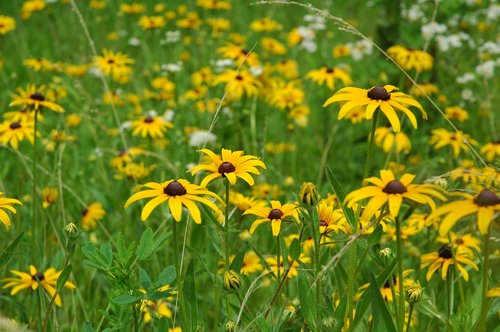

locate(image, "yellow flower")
[[81, 202, 106, 230], [379, 270, 414, 302], [176, 12, 201, 29], [124, 179, 221, 223], [261, 37, 287, 56], [66, 114, 82, 127], [9, 84, 64, 112], [265, 254, 311, 278], [131, 115, 173, 139], [0, 192, 22, 227], [42, 187, 58, 209], [421, 246, 478, 281], [0, 15, 16, 34], [213, 69, 261, 100], [431, 189, 500, 235], [0, 119, 36, 150], [230, 193, 266, 212], [345, 169, 446, 220], [249, 17, 282, 32], [120, 3, 146, 14], [387, 45, 433, 72], [306, 67, 352, 90], [480, 141, 500, 162], [409, 83, 439, 97], [244, 200, 299, 237], [317, 202, 351, 235], [374, 126, 411, 154], [138, 16, 166, 29], [2, 265, 76, 307], [189, 148, 266, 187], [430, 129, 478, 158], [217, 44, 259, 66], [269, 82, 304, 110], [94, 49, 134, 83], [196, 0, 231, 10], [323, 85, 426, 132], [332, 45, 351, 58], [437, 232, 481, 256], [445, 106, 469, 122]]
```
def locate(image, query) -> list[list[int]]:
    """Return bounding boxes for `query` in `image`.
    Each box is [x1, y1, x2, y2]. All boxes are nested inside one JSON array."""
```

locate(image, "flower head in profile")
[[421, 246, 478, 281], [323, 85, 426, 132], [387, 45, 433, 72], [430, 129, 477, 158], [244, 200, 299, 236], [42, 187, 59, 209], [124, 179, 221, 223], [189, 148, 266, 187], [81, 202, 106, 230], [2, 265, 76, 307], [480, 141, 500, 162], [431, 188, 499, 235], [345, 170, 446, 220], [306, 66, 352, 90], [9, 84, 64, 112], [374, 126, 411, 154], [0, 192, 22, 227]]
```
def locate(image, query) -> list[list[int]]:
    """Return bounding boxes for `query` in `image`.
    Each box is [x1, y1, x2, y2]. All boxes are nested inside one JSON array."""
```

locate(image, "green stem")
[[363, 110, 379, 180], [276, 234, 281, 281], [172, 220, 189, 329], [224, 179, 232, 321], [396, 216, 405, 332], [405, 304, 414, 332], [344, 237, 357, 328], [33, 109, 38, 244], [478, 229, 491, 332]]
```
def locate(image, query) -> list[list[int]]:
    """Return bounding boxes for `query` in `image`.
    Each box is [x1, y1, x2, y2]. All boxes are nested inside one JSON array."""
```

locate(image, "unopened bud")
[[225, 320, 235, 332], [299, 182, 320, 206], [425, 176, 447, 190], [407, 281, 423, 304], [223, 270, 241, 291], [64, 223, 78, 238]]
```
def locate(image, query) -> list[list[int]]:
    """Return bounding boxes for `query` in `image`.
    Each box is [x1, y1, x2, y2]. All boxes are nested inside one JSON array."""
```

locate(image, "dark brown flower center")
[[319, 220, 328, 227], [9, 122, 21, 130], [144, 116, 154, 123], [268, 209, 284, 220], [367, 86, 390, 101], [32, 272, 45, 282], [326, 67, 334, 73], [218, 161, 236, 175], [438, 246, 453, 259], [383, 275, 397, 288], [473, 189, 500, 207], [235, 75, 243, 81], [164, 181, 187, 196], [455, 238, 464, 245], [82, 208, 88, 216], [241, 49, 250, 55], [107, 59, 115, 64], [30, 92, 45, 101], [382, 180, 407, 194]]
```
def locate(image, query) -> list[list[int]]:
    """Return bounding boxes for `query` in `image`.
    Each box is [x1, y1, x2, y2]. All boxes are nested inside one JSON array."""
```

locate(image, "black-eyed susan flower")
[[374, 126, 411, 154], [131, 115, 173, 139], [431, 189, 499, 235], [120, 3, 146, 14], [445, 106, 469, 122], [437, 232, 481, 256], [430, 129, 478, 158], [0, 192, 22, 227], [306, 66, 352, 90], [250, 17, 282, 32], [0, 15, 16, 34], [94, 49, 134, 83], [9, 84, 64, 113], [480, 141, 500, 162], [379, 270, 414, 302], [269, 82, 304, 110], [2, 265, 76, 307], [0, 119, 36, 150], [138, 16, 166, 29], [421, 246, 478, 281], [42, 187, 58, 209], [81, 202, 106, 230], [124, 179, 221, 223], [317, 202, 350, 235], [213, 69, 261, 100], [345, 169, 446, 220], [196, 0, 231, 10], [387, 45, 433, 72], [189, 148, 266, 187], [230, 193, 266, 212], [323, 85, 426, 132], [409, 83, 439, 98], [244, 200, 299, 236], [217, 43, 259, 66]]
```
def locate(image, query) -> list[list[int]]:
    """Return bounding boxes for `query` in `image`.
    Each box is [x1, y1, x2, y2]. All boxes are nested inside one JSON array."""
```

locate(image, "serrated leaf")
[[326, 167, 357, 227], [113, 294, 141, 305], [140, 268, 152, 289], [0, 232, 24, 272], [289, 238, 301, 261], [137, 228, 154, 260], [369, 273, 396, 332], [56, 264, 72, 291]]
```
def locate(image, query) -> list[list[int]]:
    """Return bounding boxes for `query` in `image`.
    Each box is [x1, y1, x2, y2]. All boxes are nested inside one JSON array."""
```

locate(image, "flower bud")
[[299, 182, 320, 206], [223, 270, 241, 291], [64, 222, 78, 238], [407, 281, 423, 304], [424, 176, 447, 190], [225, 321, 235, 332]]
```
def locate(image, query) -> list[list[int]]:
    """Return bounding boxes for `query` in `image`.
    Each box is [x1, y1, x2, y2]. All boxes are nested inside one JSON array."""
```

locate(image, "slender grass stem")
[[396, 216, 405, 332], [363, 110, 379, 180], [478, 229, 491, 332], [33, 109, 38, 245], [276, 234, 281, 281], [172, 220, 188, 329], [224, 179, 232, 321], [405, 304, 414, 332]]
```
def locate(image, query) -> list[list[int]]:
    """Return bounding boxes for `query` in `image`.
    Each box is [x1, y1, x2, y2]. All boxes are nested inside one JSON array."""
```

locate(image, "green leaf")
[[369, 272, 396, 332], [247, 241, 276, 279], [298, 270, 317, 330], [137, 228, 154, 260], [140, 268, 152, 289], [367, 224, 383, 246], [229, 244, 247, 274], [56, 264, 72, 291], [157, 317, 169, 332], [156, 265, 176, 286], [289, 238, 301, 261], [183, 260, 198, 332], [0, 232, 24, 272], [81, 321, 95, 332], [100, 242, 113, 267], [113, 294, 142, 305], [326, 167, 357, 227]]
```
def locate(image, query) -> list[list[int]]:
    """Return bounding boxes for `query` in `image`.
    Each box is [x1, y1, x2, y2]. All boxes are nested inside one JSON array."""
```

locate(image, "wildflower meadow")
[[0, 0, 498, 331]]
